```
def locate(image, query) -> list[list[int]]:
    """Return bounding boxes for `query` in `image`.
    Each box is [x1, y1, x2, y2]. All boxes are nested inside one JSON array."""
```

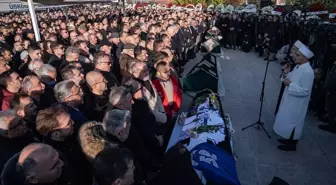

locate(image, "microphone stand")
[[241, 59, 271, 139]]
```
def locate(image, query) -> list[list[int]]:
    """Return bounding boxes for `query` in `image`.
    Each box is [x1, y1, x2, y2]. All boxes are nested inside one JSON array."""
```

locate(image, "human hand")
[[283, 78, 291, 86], [282, 64, 291, 74]]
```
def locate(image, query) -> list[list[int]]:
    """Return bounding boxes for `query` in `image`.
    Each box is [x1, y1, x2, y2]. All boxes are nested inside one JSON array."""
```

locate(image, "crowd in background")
[[0, 5, 213, 185]]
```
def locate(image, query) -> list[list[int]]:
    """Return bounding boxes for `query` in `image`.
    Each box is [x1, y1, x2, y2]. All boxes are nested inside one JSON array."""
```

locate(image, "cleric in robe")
[[273, 43, 314, 151]]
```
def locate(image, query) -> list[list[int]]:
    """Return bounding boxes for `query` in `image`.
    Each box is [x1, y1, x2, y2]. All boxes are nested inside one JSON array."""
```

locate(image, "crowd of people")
[[1, 2, 336, 185], [0, 5, 213, 185]]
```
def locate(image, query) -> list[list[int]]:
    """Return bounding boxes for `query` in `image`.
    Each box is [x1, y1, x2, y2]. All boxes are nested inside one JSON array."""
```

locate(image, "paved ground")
[[182, 49, 336, 185]]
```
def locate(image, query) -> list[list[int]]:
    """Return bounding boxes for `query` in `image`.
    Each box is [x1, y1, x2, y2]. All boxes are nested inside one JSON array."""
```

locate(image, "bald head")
[[167, 25, 177, 36], [86, 71, 104, 88], [18, 143, 63, 184], [18, 143, 50, 165]]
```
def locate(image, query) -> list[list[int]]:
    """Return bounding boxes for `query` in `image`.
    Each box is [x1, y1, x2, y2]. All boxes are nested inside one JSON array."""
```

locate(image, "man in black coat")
[[0, 110, 37, 174], [48, 42, 65, 69], [83, 71, 110, 122], [1, 143, 80, 185], [36, 107, 92, 185], [59, 29, 70, 47], [93, 52, 119, 88], [0, 31, 12, 51], [10, 93, 41, 139], [96, 109, 149, 182], [18, 45, 42, 78]]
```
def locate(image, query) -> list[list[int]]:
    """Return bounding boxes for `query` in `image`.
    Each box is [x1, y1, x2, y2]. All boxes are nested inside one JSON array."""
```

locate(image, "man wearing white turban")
[[273, 43, 314, 151]]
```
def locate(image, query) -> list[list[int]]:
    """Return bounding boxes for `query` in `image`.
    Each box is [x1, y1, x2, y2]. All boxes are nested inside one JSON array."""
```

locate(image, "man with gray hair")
[[54, 80, 87, 128], [51, 46, 81, 81], [65, 46, 80, 63], [102, 109, 132, 142], [27, 59, 43, 76], [94, 52, 119, 88], [107, 86, 134, 111], [83, 109, 151, 176], [37, 64, 57, 84]]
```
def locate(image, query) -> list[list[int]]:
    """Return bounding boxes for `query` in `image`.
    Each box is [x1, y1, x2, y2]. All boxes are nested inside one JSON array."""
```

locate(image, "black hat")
[[99, 39, 112, 47], [123, 43, 136, 50], [111, 32, 120, 38]]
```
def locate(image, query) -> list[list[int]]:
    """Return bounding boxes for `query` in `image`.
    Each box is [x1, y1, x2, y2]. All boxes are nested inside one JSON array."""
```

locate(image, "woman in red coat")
[[152, 61, 182, 119]]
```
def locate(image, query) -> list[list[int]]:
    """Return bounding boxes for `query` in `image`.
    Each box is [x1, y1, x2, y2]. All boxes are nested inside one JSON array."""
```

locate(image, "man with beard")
[[36, 107, 92, 185], [0, 110, 36, 173], [152, 61, 182, 120], [274, 40, 303, 115], [1, 143, 79, 185], [83, 71, 109, 122], [0, 70, 22, 110], [273, 44, 314, 151], [10, 93, 39, 138], [93, 52, 119, 88], [53, 80, 87, 131]]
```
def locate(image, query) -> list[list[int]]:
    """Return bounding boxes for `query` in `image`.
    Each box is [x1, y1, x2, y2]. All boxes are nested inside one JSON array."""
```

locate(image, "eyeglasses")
[[92, 78, 107, 87]]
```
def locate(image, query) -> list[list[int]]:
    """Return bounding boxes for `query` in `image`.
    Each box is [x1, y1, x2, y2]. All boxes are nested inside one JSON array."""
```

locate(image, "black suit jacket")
[[0, 41, 11, 51]]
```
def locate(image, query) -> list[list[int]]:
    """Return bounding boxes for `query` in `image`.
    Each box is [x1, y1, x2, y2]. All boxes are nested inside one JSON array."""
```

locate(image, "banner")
[[0, 2, 75, 12]]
